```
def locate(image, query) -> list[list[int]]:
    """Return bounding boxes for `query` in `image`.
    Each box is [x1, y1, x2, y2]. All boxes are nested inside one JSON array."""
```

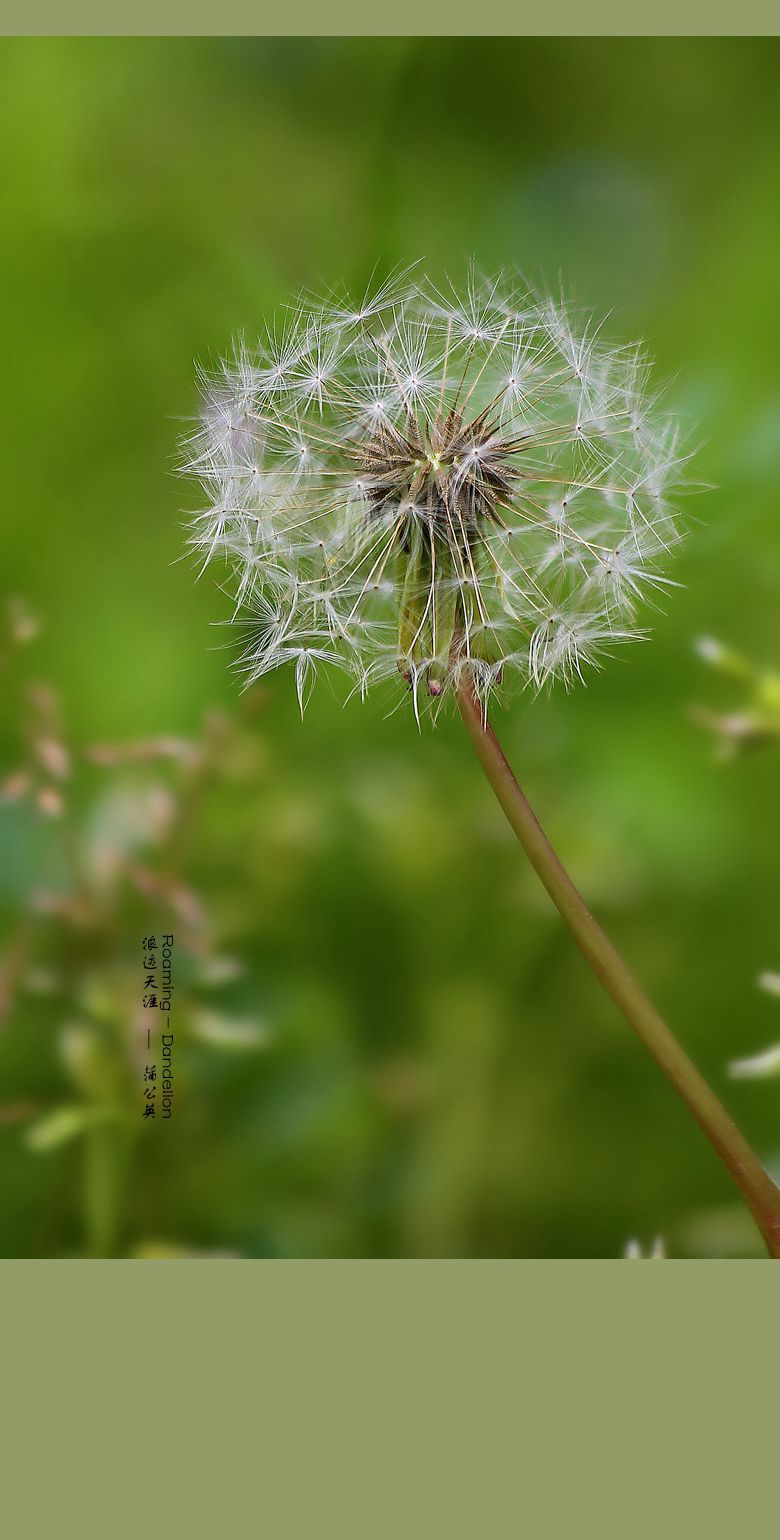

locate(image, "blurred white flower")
[[183, 268, 690, 717], [728, 1044, 780, 1080], [624, 1235, 666, 1258]]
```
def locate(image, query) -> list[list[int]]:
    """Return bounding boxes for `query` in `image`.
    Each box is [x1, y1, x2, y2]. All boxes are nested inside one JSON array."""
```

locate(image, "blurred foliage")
[[1, 38, 780, 1256], [693, 634, 780, 756]]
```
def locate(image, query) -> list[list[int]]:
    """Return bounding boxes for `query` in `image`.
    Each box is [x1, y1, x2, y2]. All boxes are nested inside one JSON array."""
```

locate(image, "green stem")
[[456, 672, 780, 1259]]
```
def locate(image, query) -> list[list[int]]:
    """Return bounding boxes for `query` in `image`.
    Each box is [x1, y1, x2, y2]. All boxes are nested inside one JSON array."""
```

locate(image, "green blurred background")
[[1, 36, 779, 1258]]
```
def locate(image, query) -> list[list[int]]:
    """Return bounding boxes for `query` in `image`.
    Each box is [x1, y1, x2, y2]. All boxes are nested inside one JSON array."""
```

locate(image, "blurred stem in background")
[[693, 635, 780, 757], [456, 672, 780, 1260]]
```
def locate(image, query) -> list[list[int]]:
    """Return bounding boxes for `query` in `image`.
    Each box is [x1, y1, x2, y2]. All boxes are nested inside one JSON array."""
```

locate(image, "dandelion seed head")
[[182, 268, 691, 715]]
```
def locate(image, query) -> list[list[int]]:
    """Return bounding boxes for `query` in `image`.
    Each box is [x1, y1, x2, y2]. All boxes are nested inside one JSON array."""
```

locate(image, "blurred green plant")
[[726, 973, 780, 1085], [696, 639, 780, 1208], [693, 636, 780, 756], [0, 599, 269, 1256]]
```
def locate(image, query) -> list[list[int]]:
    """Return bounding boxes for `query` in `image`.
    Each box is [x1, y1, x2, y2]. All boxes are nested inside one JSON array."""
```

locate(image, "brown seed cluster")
[[360, 403, 522, 543]]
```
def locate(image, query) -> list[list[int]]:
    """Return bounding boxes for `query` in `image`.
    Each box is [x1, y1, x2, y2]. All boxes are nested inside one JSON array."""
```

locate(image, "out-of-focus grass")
[[1, 38, 780, 1256]]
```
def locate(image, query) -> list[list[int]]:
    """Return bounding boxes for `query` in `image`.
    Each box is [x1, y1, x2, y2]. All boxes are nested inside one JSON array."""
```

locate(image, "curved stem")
[[456, 673, 780, 1259]]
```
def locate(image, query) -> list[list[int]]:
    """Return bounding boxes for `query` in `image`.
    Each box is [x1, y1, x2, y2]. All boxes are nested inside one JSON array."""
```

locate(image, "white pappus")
[[182, 268, 691, 718]]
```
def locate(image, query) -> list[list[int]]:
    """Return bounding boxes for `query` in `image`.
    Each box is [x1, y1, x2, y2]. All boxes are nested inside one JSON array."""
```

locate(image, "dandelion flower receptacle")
[[184, 268, 780, 1258]]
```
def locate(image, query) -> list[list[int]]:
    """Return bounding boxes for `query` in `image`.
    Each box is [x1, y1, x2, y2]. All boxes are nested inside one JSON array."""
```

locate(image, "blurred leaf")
[[24, 1104, 92, 1152], [60, 1022, 123, 1099], [758, 971, 780, 999], [191, 1009, 268, 1051]]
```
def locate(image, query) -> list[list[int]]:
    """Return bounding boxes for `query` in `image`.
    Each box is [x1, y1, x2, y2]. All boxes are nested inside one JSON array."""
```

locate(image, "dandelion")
[[183, 270, 690, 716], [184, 268, 780, 1258]]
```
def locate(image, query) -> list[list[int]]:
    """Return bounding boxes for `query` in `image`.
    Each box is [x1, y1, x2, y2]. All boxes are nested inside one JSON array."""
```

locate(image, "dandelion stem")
[[456, 671, 780, 1258]]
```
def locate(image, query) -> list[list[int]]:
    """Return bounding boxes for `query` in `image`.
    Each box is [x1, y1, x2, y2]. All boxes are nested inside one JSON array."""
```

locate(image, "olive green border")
[[1, 3, 779, 36], [2, 1261, 776, 1530], [3, 19, 777, 1525]]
